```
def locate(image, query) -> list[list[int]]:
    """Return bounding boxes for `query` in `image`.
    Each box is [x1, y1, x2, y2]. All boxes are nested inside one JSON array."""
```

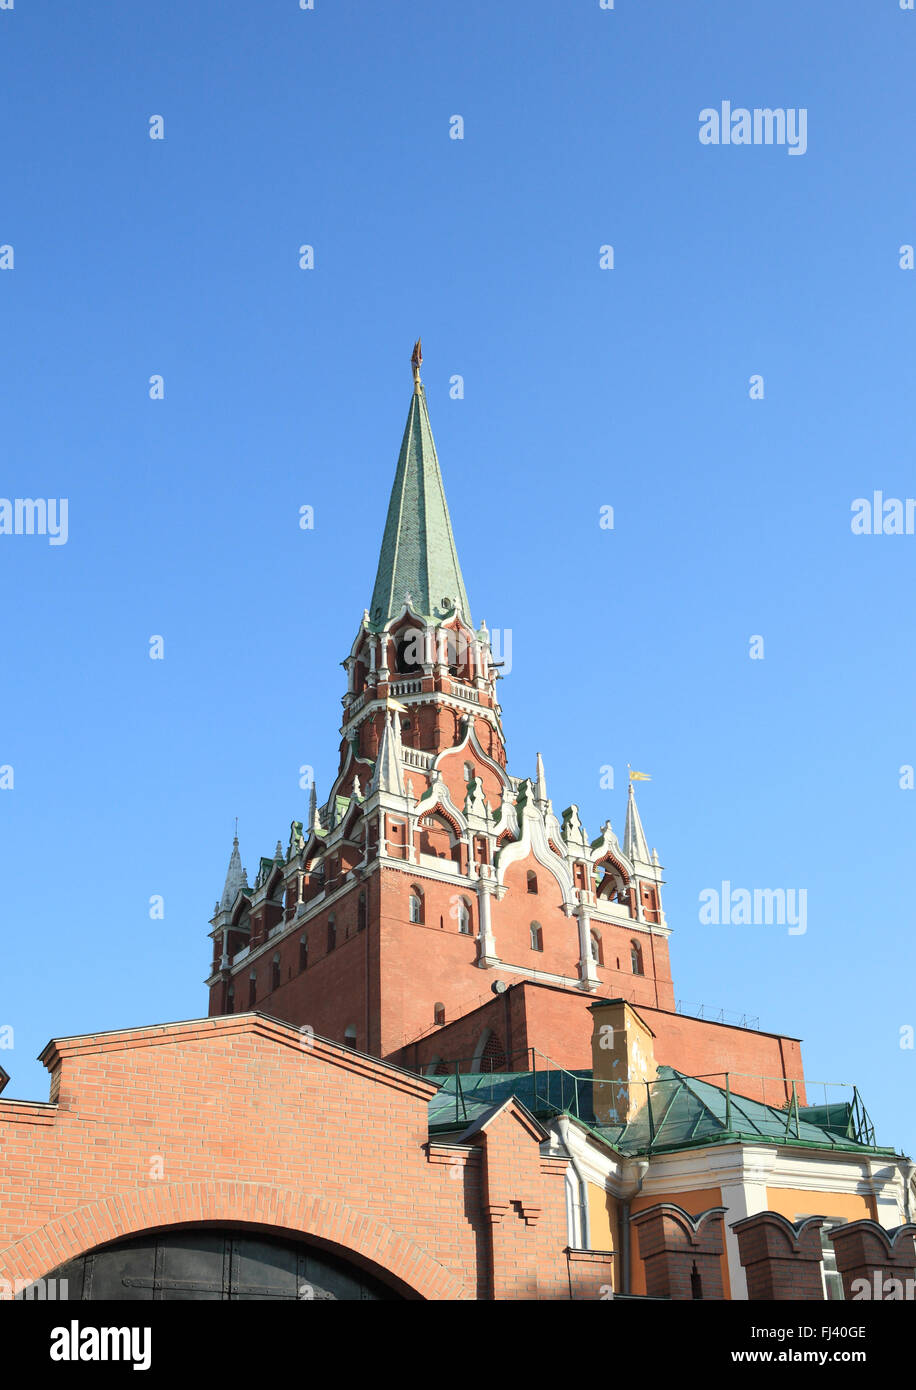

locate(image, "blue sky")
[[1, 0, 914, 1158]]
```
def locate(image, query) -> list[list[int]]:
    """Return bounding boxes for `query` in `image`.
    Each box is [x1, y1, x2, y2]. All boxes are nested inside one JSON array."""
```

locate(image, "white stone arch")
[[416, 772, 469, 842], [495, 785, 576, 910], [431, 718, 512, 797]]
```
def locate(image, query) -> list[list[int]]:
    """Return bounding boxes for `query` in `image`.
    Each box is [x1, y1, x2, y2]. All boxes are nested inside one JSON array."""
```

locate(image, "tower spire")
[[624, 780, 651, 865], [219, 830, 248, 911], [368, 342, 472, 629]]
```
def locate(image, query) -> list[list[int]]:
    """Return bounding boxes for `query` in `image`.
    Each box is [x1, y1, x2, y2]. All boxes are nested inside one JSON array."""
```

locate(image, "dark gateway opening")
[[19, 1227, 402, 1301]]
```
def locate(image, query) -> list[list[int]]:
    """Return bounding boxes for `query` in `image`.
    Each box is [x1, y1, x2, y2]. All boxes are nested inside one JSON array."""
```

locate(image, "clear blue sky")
[[1, 1, 914, 1159]]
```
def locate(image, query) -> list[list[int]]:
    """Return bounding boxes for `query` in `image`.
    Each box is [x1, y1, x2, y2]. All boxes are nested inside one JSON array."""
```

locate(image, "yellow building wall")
[[765, 1187, 876, 1223], [587, 1182, 619, 1289], [628, 1186, 731, 1298]]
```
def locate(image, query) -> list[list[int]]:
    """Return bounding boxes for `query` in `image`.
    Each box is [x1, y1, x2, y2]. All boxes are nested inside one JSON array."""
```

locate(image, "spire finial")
[[624, 770, 651, 864], [411, 337, 423, 393]]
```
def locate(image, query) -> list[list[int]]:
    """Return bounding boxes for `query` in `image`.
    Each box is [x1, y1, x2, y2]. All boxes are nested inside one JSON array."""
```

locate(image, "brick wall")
[[0, 1014, 580, 1301], [403, 981, 805, 1107]]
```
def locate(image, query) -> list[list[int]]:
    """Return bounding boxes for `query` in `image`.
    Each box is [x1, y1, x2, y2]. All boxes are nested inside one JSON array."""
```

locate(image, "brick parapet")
[[631, 1203, 727, 1300], [829, 1220, 916, 1300], [731, 1211, 825, 1300]]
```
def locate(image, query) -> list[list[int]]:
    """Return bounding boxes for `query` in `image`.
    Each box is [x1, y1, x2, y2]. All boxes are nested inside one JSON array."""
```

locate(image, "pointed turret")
[[219, 834, 248, 911], [624, 781, 651, 865], [308, 783, 318, 833], [535, 752, 548, 809], [368, 342, 472, 628], [370, 709, 404, 795]]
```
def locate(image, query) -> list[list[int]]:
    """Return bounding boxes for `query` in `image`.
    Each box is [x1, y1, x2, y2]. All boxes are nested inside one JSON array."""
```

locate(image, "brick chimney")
[[590, 998, 657, 1126]]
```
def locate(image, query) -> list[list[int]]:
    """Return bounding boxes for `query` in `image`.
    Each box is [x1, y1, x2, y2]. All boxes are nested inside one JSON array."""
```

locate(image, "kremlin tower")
[[1, 344, 909, 1307], [204, 345, 789, 1100]]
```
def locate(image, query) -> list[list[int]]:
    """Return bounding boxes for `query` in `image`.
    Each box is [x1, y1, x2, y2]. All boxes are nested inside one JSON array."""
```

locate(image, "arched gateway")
[[21, 1226, 400, 1301]]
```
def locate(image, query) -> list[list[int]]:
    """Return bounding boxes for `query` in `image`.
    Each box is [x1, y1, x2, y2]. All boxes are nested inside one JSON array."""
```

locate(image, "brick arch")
[[594, 851, 631, 894], [0, 1180, 472, 1301], [419, 802, 464, 840]]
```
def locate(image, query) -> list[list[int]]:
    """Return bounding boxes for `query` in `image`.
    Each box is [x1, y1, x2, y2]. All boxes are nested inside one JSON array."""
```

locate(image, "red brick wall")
[[0, 1015, 577, 1301], [214, 879, 377, 1053], [403, 981, 805, 1106], [220, 855, 678, 1069]]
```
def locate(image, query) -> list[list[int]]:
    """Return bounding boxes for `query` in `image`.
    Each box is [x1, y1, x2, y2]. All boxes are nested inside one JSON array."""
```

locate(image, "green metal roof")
[[368, 385, 472, 629], [427, 1064, 894, 1158], [428, 1067, 593, 1133]]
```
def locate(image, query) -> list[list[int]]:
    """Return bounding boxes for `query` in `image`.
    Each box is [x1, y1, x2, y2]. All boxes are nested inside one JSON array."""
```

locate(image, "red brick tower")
[[206, 343, 675, 1067]]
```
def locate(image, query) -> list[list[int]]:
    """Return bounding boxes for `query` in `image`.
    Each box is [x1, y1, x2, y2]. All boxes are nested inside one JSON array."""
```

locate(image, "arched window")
[[443, 627, 462, 676], [299, 935, 308, 971], [248, 971, 257, 1008], [565, 1165, 588, 1249], [344, 1025, 357, 1048], [418, 813, 460, 863], [327, 915, 336, 952], [457, 898, 472, 935], [434, 1002, 445, 1026], [527, 870, 538, 894], [590, 931, 603, 966], [395, 629, 422, 674], [530, 922, 543, 952], [357, 892, 367, 932], [463, 761, 474, 783], [630, 940, 644, 975], [271, 953, 281, 991], [226, 984, 235, 1015], [409, 887, 424, 924]]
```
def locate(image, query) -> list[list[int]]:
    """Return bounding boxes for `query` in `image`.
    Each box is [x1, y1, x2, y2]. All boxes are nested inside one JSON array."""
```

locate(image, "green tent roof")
[[369, 385, 472, 629], [428, 1065, 892, 1158]]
